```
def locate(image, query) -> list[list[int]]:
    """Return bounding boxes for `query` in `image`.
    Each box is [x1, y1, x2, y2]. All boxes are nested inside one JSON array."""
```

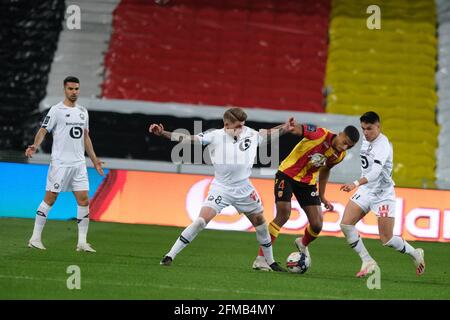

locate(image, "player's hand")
[[149, 123, 164, 136], [321, 198, 334, 211], [25, 145, 37, 158], [94, 159, 105, 176], [340, 183, 356, 192], [285, 117, 296, 133]]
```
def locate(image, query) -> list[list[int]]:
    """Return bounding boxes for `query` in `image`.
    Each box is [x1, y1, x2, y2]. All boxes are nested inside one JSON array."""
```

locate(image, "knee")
[[253, 214, 266, 226], [78, 197, 89, 207], [45, 194, 58, 206], [310, 219, 323, 235]]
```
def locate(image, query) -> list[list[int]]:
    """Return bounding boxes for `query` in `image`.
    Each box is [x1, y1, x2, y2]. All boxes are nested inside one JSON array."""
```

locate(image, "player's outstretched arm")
[[25, 128, 48, 158], [259, 117, 296, 142], [286, 118, 304, 137], [84, 130, 104, 176], [318, 166, 334, 211], [149, 123, 199, 143]]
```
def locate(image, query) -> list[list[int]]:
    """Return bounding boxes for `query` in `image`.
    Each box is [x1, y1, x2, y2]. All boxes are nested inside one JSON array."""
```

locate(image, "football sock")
[[340, 224, 374, 262], [301, 224, 319, 247], [31, 201, 52, 241], [167, 217, 206, 259], [77, 205, 90, 244], [258, 221, 280, 257], [255, 223, 275, 265], [384, 236, 419, 259]]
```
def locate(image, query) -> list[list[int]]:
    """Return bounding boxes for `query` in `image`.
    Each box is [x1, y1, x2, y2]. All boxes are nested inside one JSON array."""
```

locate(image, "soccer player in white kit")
[[340, 111, 425, 277], [25, 76, 104, 252], [149, 107, 294, 271]]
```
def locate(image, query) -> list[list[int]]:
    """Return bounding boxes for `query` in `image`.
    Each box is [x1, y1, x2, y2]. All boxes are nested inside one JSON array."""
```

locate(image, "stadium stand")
[[0, 0, 65, 152], [325, 0, 439, 188], [102, 0, 330, 112], [436, 0, 450, 189], [45, 0, 120, 98]]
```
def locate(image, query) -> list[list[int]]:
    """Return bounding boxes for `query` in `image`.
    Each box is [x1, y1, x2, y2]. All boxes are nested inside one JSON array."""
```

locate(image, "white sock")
[[31, 201, 52, 241], [77, 205, 90, 244], [167, 217, 206, 259], [384, 236, 418, 259], [255, 223, 275, 265], [341, 224, 374, 263]]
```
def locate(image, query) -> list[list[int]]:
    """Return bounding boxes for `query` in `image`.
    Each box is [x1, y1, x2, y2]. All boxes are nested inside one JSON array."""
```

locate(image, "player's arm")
[[288, 120, 304, 137], [25, 127, 48, 158], [149, 123, 200, 143], [259, 117, 295, 143], [84, 130, 104, 176], [318, 166, 334, 210], [341, 144, 388, 192]]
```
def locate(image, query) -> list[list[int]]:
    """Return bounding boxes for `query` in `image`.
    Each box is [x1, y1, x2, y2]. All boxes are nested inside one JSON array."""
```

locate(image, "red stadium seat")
[[102, 0, 330, 113]]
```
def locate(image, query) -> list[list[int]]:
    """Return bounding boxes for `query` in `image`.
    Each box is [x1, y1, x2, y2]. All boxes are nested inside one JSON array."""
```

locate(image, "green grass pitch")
[[0, 217, 449, 299]]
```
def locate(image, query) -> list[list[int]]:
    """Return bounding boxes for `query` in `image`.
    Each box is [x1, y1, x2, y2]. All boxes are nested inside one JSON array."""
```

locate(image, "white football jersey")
[[359, 133, 395, 193], [41, 102, 89, 167], [196, 126, 263, 186]]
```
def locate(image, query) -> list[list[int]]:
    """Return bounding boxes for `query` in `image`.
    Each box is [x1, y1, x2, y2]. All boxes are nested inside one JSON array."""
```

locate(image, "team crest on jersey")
[[309, 153, 327, 167], [378, 204, 389, 217], [79, 113, 85, 120]]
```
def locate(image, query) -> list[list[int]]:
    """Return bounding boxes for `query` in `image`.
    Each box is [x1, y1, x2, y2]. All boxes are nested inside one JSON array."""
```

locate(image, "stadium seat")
[[102, 0, 331, 113], [325, 0, 439, 188]]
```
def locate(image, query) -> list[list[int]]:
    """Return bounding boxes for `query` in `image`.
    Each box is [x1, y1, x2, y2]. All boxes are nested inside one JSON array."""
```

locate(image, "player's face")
[[333, 133, 355, 152], [64, 82, 80, 102], [224, 120, 245, 138], [361, 121, 380, 142]]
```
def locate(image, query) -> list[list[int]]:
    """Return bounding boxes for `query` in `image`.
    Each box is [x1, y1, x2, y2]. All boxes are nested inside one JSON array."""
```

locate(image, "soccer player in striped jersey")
[[253, 120, 360, 271], [340, 111, 425, 277]]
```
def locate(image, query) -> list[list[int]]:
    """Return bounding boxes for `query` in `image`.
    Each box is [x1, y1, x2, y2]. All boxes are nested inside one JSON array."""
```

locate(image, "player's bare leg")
[[28, 191, 58, 250], [379, 217, 425, 276], [73, 190, 95, 252], [294, 205, 323, 265], [247, 212, 286, 272], [254, 201, 290, 270], [161, 206, 217, 266], [340, 200, 377, 277]]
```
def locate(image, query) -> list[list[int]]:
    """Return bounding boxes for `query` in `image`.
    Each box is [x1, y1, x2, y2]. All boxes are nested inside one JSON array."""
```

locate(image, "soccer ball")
[[286, 251, 310, 274]]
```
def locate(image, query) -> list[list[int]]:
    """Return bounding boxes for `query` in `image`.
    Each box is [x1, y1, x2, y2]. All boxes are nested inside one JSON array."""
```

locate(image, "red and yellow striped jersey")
[[279, 124, 346, 185]]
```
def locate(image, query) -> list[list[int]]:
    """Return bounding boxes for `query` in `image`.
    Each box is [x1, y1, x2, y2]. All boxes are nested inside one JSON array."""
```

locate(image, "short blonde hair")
[[223, 107, 247, 123]]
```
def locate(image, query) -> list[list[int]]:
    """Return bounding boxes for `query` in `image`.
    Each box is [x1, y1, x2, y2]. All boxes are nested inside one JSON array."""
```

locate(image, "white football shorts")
[[46, 162, 89, 193], [202, 181, 264, 215], [350, 186, 396, 218]]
